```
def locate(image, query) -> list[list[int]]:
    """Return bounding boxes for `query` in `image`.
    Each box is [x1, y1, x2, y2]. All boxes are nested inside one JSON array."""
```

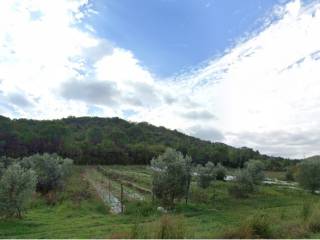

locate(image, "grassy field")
[[0, 165, 320, 238]]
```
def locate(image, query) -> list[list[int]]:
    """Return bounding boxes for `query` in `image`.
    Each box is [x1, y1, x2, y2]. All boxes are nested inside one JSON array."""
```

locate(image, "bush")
[[0, 164, 37, 218], [222, 213, 273, 239], [125, 201, 156, 217], [154, 214, 187, 239], [214, 163, 226, 181], [229, 169, 255, 198], [277, 222, 309, 239], [151, 148, 192, 207], [297, 158, 320, 193], [307, 208, 320, 233], [245, 159, 265, 184], [190, 186, 211, 203], [301, 201, 312, 220], [197, 162, 216, 189], [22, 153, 73, 194]]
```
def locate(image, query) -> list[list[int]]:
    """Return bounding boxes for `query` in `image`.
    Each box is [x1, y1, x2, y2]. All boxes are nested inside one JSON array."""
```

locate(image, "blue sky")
[[86, 0, 285, 77], [1, 0, 320, 158]]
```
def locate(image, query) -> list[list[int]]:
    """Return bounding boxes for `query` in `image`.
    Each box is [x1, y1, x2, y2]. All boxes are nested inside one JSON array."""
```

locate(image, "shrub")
[[154, 214, 186, 239], [245, 159, 265, 184], [0, 156, 15, 177], [297, 158, 320, 193], [221, 213, 273, 239], [197, 162, 216, 189], [214, 163, 227, 181], [125, 201, 156, 217], [301, 201, 312, 220], [0, 164, 37, 218], [277, 222, 309, 239], [285, 166, 296, 181], [151, 148, 192, 207], [190, 186, 211, 203], [307, 208, 320, 233], [229, 169, 255, 198], [22, 153, 73, 194]]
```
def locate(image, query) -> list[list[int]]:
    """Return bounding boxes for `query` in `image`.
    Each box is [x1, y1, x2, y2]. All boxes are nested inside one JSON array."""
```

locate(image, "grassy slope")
[[0, 165, 319, 238]]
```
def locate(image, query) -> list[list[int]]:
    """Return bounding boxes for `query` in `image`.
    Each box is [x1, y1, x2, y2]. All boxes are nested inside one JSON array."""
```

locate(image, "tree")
[[151, 148, 192, 207], [297, 159, 320, 193], [229, 169, 255, 198], [214, 163, 227, 181], [23, 153, 73, 194], [245, 159, 265, 184], [0, 164, 37, 218], [0, 156, 13, 177], [197, 162, 216, 189]]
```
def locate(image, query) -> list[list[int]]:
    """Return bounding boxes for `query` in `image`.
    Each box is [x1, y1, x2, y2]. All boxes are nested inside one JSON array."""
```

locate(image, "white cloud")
[[1, 0, 320, 158], [166, 0, 320, 158]]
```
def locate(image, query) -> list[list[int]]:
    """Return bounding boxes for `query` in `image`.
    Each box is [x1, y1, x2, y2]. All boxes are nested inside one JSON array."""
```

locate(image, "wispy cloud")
[[0, 0, 320, 158]]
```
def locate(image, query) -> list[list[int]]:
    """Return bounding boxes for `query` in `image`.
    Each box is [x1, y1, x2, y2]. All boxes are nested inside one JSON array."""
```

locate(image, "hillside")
[[0, 115, 293, 169]]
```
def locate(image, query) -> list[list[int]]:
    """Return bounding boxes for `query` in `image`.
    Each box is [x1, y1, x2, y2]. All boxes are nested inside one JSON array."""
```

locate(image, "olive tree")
[[214, 163, 227, 181], [229, 160, 264, 198], [151, 148, 192, 207], [0, 156, 15, 177], [22, 153, 73, 194], [0, 164, 37, 218], [229, 169, 255, 198], [297, 159, 320, 193], [197, 162, 216, 189], [245, 159, 265, 184]]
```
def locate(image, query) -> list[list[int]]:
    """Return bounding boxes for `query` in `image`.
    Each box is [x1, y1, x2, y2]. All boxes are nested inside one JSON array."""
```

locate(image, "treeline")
[[0, 115, 296, 169]]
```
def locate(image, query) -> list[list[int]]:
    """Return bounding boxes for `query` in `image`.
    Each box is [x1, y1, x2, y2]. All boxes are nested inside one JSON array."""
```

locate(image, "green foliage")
[[154, 214, 187, 239], [22, 153, 73, 194], [301, 200, 312, 220], [222, 213, 273, 239], [197, 162, 216, 189], [229, 169, 255, 198], [297, 158, 320, 193], [307, 207, 320, 233], [0, 115, 293, 168], [245, 159, 265, 184], [190, 186, 211, 203], [151, 148, 192, 207], [214, 162, 227, 181], [0, 164, 37, 218]]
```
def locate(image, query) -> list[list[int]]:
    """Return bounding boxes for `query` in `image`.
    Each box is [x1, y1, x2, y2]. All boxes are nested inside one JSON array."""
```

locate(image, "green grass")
[[1, 165, 320, 238]]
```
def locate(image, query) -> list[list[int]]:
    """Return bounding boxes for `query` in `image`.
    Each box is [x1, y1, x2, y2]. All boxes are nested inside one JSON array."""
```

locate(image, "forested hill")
[[0, 115, 294, 169]]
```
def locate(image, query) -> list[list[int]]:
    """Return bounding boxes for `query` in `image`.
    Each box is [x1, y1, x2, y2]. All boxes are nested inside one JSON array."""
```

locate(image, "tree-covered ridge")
[[0, 115, 295, 168]]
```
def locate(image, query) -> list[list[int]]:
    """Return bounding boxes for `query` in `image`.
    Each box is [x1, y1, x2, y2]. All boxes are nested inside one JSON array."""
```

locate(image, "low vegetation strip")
[[84, 168, 122, 214], [97, 166, 152, 195]]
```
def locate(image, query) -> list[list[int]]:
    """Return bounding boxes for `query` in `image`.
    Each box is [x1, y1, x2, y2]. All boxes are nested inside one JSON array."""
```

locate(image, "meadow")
[[1, 165, 320, 238]]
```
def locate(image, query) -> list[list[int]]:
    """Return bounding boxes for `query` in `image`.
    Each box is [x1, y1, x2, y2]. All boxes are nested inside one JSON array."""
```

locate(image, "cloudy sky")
[[0, 0, 320, 158]]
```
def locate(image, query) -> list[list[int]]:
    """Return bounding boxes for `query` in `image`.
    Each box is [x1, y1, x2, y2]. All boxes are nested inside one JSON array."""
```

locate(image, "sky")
[[0, 0, 320, 158]]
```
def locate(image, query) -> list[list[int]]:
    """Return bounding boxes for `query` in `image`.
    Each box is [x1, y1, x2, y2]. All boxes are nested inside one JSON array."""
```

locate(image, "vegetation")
[[214, 162, 227, 180], [0, 154, 72, 218], [245, 159, 265, 184], [151, 148, 192, 207], [297, 158, 320, 193], [1, 115, 320, 239], [197, 162, 216, 189], [1, 164, 320, 238], [0, 115, 296, 168], [229, 169, 255, 198], [0, 164, 37, 218]]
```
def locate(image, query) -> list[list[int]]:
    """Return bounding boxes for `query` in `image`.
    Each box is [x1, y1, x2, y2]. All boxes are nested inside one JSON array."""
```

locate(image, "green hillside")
[[0, 115, 295, 168]]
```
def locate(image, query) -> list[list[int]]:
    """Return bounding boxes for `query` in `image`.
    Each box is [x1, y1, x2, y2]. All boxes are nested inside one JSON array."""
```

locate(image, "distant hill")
[[0, 115, 295, 169], [304, 155, 320, 161]]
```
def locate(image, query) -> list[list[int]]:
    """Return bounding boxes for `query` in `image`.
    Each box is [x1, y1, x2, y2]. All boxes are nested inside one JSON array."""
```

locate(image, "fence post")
[[108, 180, 111, 202], [120, 183, 124, 213]]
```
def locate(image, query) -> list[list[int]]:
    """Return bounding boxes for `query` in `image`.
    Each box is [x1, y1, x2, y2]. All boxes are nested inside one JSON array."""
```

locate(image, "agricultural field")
[[1, 164, 320, 239]]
